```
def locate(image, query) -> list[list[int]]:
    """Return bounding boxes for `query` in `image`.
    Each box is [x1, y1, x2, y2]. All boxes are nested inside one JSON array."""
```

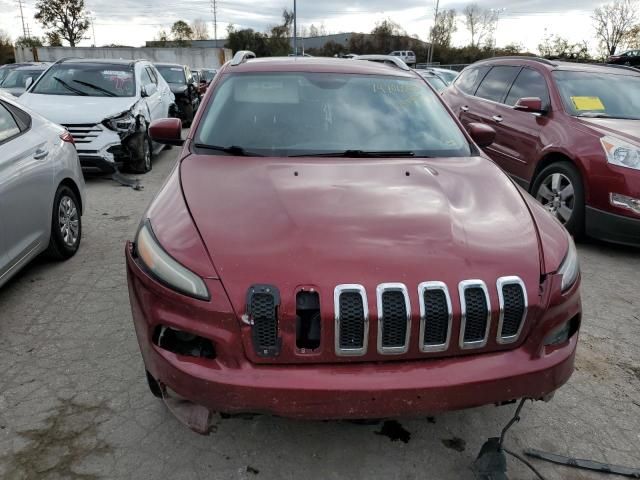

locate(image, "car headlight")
[[103, 111, 137, 133], [600, 136, 640, 170], [135, 221, 210, 300], [558, 236, 579, 292]]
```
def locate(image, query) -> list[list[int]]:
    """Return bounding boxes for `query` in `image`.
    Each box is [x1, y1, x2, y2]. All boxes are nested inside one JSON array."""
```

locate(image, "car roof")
[[155, 63, 184, 68], [472, 56, 640, 76], [12, 65, 47, 71], [225, 56, 416, 78], [56, 58, 146, 66]]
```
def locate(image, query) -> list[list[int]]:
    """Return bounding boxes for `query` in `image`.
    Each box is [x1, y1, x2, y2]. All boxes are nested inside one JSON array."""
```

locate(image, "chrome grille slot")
[[376, 283, 410, 354], [418, 282, 452, 352], [497, 277, 527, 344], [63, 124, 102, 144], [334, 284, 368, 356], [459, 280, 491, 349]]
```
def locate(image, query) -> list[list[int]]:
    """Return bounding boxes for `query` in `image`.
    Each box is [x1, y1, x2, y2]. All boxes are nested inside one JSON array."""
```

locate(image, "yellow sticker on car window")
[[571, 96, 605, 111]]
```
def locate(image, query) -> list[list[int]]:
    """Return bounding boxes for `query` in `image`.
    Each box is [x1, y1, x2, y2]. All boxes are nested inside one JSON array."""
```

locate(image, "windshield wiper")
[[52, 76, 88, 96], [290, 150, 416, 158], [72, 79, 116, 97], [576, 112, 638, 120], [193, 143, 264, 157]]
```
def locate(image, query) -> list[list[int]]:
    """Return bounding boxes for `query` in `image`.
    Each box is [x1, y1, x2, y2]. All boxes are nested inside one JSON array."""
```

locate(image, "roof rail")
[[602, 63, 640, 73], [354, 55, 411, 71], [476, 56, 557, 66], [231, 50, 256, 66]]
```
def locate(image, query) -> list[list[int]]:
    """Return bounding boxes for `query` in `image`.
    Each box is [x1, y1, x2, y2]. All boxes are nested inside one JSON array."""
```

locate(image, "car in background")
[[429, 67, 459, 85], [415, 69, 448, 92], [0, 64, 48, 97], [19, 58, 174, 174], [0, 91, 85, 288], [191, 69, 206, 96], [126, 53, 581, 431], [607, 50, 640, 67], [442, 57, 640, 246], [390, 50, 416, 66], [0, 62, 41, 84], [199, 68, 217, 87], [155, 63, 200, 126]]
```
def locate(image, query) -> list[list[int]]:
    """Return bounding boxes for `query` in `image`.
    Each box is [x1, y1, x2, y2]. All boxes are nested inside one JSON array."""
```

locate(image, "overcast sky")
[[0, 0, 606, 54]]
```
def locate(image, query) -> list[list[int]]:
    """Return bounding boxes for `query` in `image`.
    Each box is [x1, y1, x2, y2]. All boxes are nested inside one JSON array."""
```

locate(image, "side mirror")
[[514, 97, 545, 113], [467, 122, 496, 148], [149, 118, 184, 146], [141, 83, 157, 97], [24, 77, 33, 89]]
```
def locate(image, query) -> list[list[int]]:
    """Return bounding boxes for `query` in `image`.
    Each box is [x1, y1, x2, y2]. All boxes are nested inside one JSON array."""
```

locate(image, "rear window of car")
[[31, 63, 135, 97], [454, 66, 490, 95], [156, 66, 186, 84], [475, 66, 521, 103], [195, 72, 472, 158]]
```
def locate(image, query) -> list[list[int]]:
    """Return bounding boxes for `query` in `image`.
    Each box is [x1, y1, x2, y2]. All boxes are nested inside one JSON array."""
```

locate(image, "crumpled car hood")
[[180, 155, 543, 315], [18, 93, 137, 125]]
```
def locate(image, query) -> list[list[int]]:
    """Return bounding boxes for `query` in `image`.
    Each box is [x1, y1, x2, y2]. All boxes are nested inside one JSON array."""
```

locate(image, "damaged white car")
[[19, 59, 175, 173]]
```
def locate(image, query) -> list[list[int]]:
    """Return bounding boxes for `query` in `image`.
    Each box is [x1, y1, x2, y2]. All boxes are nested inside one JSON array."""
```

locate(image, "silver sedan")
[[0, 91, 85, 288]]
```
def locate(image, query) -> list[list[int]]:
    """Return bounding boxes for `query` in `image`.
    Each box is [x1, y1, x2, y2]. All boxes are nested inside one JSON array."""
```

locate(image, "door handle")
[[461, 106, 469, 112], [33, 149, 49, 160], [492, 115, 503, 123]]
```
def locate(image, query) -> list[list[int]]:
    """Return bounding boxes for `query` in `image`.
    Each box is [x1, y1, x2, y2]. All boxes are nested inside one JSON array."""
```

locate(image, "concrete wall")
[[14, 46, 232, 68]]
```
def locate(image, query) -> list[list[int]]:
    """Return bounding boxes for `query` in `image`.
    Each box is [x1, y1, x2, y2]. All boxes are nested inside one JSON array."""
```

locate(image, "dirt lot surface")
[[1, 147, 639, 479]]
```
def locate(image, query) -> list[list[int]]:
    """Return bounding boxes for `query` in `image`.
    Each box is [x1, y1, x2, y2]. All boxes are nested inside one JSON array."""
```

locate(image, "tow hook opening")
[[296, 290, 321, 350], [153, 325, 216, 359]]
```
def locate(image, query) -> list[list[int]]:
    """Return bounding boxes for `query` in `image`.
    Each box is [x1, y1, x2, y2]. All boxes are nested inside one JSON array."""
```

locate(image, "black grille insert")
[[500, 283, 525, 338], [380, 290, 408, 349], [463, 287, 489, 344], [247, 285, 281, 357], [423, 289, 449, 346], [338, 292, 365, 350]]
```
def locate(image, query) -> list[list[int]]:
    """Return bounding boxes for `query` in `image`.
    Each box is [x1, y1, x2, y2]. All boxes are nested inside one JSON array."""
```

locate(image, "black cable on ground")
[[503, 447, 547, 480]]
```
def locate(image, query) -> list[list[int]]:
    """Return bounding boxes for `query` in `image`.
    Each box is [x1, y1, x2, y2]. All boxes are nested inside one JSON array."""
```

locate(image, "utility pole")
[[293, 0, 297, 56], [16, 0, 27, 38], [428, 0, 440, 65], [210, 0, 218, 41]]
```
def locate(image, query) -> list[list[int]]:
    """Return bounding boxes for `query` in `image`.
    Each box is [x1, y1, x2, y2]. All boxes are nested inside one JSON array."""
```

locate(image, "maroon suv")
[[442, 57, 640, 246]]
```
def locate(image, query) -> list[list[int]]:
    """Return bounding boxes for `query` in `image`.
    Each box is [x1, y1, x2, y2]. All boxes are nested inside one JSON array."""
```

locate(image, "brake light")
[[60, 131, 75, 144]]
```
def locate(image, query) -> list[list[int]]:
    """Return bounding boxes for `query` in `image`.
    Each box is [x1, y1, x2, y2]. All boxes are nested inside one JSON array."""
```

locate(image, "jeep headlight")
[[600, 136, 640, 170], [558, 236, 579, 292], [135, 221, 210, 300]]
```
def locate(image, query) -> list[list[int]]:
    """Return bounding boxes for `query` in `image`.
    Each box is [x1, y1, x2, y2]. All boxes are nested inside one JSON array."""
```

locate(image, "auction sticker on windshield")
[[570, 96, 606, 111]]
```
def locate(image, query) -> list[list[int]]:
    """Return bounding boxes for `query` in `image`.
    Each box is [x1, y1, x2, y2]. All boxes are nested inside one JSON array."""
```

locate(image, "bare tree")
[[430, 9, 457, 48], [593, 0, 638, 55], [34, 0, 90, 47], [463, 3, 497, 48], [625, 24, 640, 48], [191, 19, 209, 40], [0, 29, 11, 46], [309, 24, 319, 37]]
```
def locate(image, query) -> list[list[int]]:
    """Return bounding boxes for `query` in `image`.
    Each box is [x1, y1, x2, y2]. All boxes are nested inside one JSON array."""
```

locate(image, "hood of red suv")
[[577, 117, 640, 144], [180, 154, 542, 315]]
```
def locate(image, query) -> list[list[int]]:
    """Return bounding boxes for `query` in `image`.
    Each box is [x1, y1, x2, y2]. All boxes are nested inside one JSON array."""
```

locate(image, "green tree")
[[371, 18, 405, 53], [268, 9, 294, 55], [15, 36, 44, 47], [171, 20, 193, 46], [34, 0, 90, 47], [45, 31, 63, 46], [225, 28, 269, 56], [538, 34, 591, 60]]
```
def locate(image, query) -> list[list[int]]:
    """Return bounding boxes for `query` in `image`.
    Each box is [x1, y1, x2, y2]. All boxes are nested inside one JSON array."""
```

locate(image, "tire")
[[127, 130, 152, 174], [146, 370, 163, 399], [45, 185, 81, 260], [531, 161, 585, 238]]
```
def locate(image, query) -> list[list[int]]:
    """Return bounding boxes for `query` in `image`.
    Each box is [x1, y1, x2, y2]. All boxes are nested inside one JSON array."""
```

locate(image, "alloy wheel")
[[536, 173, 575, 224], [58, 195, 79, 247]]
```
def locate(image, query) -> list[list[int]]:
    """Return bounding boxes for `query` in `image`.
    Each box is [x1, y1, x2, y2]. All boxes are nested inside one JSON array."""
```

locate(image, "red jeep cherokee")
[[442, 57, 640, 246], [126, 53, 581, 431]]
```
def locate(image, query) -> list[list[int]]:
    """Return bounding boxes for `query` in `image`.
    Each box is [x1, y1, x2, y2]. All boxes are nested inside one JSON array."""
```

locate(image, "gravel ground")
[[0, 146, 638, 480]]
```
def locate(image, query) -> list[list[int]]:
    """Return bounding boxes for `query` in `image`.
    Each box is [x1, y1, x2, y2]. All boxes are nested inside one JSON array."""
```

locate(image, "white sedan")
[[0, 91, 85, 288]]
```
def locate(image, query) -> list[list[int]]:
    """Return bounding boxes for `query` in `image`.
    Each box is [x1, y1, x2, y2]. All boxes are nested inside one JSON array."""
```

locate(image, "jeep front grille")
[[459, 280, 491, 349], [497, 277, 527, 344], [419, 282, 452, 352], [376, 283, 411, 354], [334, 285, 368, 356], [247, 285, 281, 357]]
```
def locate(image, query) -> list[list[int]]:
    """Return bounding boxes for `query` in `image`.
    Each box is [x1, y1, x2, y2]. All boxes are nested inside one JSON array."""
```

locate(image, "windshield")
[[553, 70, 640, 120], [195, 73, 472, 157], [419, 74, 448, 92], [201, 70, 217, 82], [157, 66, 186, 84], [31, 63, 135, 97], [1, 69, 43, 88]]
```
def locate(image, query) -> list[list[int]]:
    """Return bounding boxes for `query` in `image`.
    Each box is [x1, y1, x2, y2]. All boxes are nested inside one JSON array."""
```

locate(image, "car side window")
[[505, 68, 550, 109], [0, 102, 21, 143], [145, 67, 158, 85], [475, 66, 522, 103], [140, 68, 154, 88], [454, 66, 490, 95]]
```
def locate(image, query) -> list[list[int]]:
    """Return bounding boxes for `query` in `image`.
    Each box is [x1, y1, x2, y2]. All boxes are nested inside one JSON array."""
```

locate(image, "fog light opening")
[[610, 193, 640, 214], [544, 314, 581, 346], [154, 325, 216, 359], [296, 290, 321, 350]]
